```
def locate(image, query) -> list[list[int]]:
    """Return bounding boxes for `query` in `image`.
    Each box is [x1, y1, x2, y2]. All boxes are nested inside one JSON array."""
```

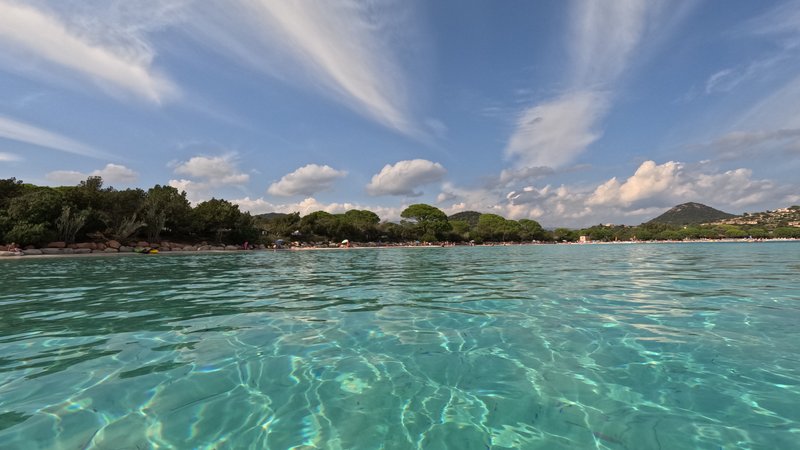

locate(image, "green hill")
[[448, 211, 482, 227], [647, 202, 735, 225]]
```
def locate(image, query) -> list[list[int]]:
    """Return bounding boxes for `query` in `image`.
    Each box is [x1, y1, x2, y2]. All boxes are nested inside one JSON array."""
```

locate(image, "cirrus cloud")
[[267, 164, 347, 197], [366, 159, 446, 197]]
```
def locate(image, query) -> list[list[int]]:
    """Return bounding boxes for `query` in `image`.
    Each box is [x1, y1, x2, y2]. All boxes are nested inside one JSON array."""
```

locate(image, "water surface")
[[1, 243, 799, 449]]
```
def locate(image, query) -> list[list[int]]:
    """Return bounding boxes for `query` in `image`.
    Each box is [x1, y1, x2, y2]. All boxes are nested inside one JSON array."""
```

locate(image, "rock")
[[257, 244, 266, 249], [119, 246, 133, 252], [225, 245, 239, 251], [23, 249, 43, 255], [0, 251, 18, 257], [41, 248, 61, 255], [183, 246, 197, 251], [24, 245, 37, 250], [197, 245, 211, 251], [159, 247, 171, 251], [75, 242, 94, 249], [62, 248, 74, 254], [136, 241, 149, 248], [74, 248, 92, 254], [106, 240, 121, 249], [96, 243, 107, 251], [103, 248, 118, 253], [210, 246, 225, 251], [47, 241, 66, 248]]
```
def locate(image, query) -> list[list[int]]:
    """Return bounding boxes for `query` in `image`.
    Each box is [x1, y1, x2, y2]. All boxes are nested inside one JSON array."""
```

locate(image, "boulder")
[[119, 246, 133, 252], [210, 245, 225, 251], [103, 248, 119, 253], [0, 251, 17, 257], [197, 245, 212, 251], [136, 241, 149, 248], [225, 245, 239, 251], [183, 246, 197, 251], [24, 245, 37, 250], [75, 242, 95, 249], [106, 240, 121, 249], [41, 248, 61, 255], [74, 248, 92, 254], [96, 243, 107, 251], [159, 247, 171, 251], [47, 241, 66, 248], [23, 249, 43, 255], [62, 248, 75, 254]]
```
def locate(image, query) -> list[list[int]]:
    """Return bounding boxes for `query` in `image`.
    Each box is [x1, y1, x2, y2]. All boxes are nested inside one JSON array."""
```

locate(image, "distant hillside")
[[255, 212, 290, 221], [448, 211, 482, 227], [647, 202, 735, 225], [715, 205, 800, 230]]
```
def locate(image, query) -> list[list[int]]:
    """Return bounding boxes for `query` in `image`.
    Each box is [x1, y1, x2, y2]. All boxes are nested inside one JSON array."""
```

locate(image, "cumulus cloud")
[[0, 114, 108, 158], [233, 196, 403, 222], [366, 159, 446, 197], [0, 1, 176, 103], [46, 163, 138, 185], [439, 160, 785, 227], [505, 91, 609, 168], [168, 154, 249, 203], [172, 154, 249, 185], [267, 164, 347, 197]]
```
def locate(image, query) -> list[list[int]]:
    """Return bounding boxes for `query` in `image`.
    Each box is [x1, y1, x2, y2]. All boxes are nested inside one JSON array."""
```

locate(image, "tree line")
[[2, 176, 798, 247]]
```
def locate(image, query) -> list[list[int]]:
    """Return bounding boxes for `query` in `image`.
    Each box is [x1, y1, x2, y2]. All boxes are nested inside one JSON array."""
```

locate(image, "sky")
[[1, 0, 799, 227]]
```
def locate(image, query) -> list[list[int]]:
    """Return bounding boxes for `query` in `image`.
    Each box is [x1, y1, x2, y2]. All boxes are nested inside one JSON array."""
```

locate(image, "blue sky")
[[1, 0, 799, 227]]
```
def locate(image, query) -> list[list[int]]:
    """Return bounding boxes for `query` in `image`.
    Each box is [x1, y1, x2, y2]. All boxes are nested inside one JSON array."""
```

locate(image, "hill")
[[647, 202, 735, 225], [715, 205, 800, 230], [448, 211, 482, 227]]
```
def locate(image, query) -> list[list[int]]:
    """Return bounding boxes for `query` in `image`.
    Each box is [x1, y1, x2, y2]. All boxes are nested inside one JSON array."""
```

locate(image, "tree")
[[476, 214, 508, 242], [143, 185, 191, 241], [0, 178, 24, 209], [341, 209, 380, 241], [56, 206, 90, 244], [191, 198, 242, 242], [400, 204, 451, 241], [518, 219, 547, 241], [8, 188, 64, 225]]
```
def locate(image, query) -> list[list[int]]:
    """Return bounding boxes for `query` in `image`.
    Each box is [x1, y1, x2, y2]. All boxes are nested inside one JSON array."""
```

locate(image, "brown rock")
[[23, 249, 43, 255], [225, 245, 239, 251], [47, 241, 66, 248], [75, 242, 94, 249], [103, 248, 119, 253], [62, 248, 74, 254], [119, 246, 133, 252], [137, 241, 149, 248], [41, 248, 62, 255], [96, 243, 107, 251], [183, 246, 197, 251], [106, 240, 121, 249], [73, 248, 92, 254]]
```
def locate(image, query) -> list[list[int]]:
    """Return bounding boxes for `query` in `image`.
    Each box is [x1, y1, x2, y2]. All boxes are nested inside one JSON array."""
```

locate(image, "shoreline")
[[2, 238, 798, 260]]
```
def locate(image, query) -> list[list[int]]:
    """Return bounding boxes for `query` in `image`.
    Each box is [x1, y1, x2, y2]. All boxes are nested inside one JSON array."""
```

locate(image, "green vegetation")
[[2, 177, 799, 247], [647, 202, 735, 225]]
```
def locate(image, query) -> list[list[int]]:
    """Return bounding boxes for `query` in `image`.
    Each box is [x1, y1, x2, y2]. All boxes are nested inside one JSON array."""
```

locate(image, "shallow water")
[[0, 243, 798, 449]]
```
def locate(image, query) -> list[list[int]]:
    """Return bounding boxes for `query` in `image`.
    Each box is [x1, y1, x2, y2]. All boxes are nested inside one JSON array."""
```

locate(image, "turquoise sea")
[[0, 243, 798, 449]]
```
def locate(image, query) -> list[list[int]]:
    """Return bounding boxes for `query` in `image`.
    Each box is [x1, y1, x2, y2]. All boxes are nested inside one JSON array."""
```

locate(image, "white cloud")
[[0, 1, 176, 103], [439, 161, 786, 227], [168, 154, 250, 203], [172, 154, 249, 186], [366, 159, 446, 197], [267, 164, 347, 197], [0, 114, 108, 158], [46, 163, 138, 185], [505, 91, 608, 168], [505, 1, 692, 169], [0, 151, 21, 162], [233, 196, 403, 222], [569, 0, 650, 87], [191, 0, 419, 135]]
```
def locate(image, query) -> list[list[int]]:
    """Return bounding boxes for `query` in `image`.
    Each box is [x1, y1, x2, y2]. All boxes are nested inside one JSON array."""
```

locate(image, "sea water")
[[0, 243, 798, 449]]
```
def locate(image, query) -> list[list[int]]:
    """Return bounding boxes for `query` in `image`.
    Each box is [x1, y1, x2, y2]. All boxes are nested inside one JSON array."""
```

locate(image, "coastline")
[[2, 238, 798, 260]]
